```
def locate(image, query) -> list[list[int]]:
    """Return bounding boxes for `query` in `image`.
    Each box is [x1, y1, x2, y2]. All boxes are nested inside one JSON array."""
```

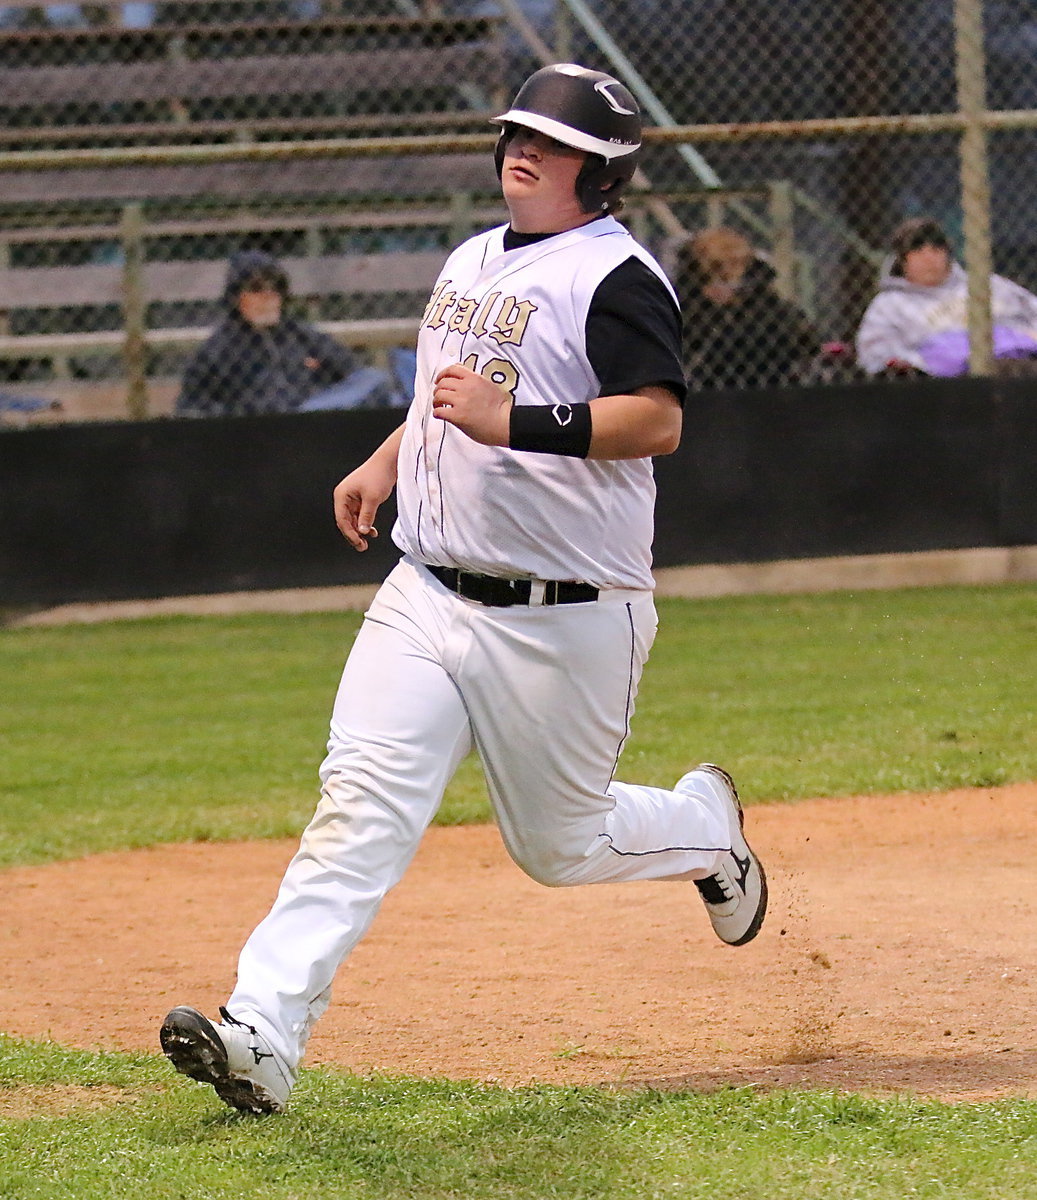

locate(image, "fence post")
[[705, 194, 725, 228], [954, 0, 994, 377], [449, 191, 474, 247], [0, 235, 8, 336], [554, 1, 572, 60], [304, 222, 323, 324], [767, 180, 796, 302], [120, 203, 150, 420]]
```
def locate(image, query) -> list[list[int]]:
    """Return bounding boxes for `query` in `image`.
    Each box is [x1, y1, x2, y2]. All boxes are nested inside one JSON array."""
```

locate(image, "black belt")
[[425, 564, 598, 607]]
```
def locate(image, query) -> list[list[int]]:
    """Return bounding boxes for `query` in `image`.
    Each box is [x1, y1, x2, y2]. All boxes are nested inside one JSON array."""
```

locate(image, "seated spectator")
[[176, 250, 394, 418], [855, 216, 1037, 378], [675, 227, 821, 391]]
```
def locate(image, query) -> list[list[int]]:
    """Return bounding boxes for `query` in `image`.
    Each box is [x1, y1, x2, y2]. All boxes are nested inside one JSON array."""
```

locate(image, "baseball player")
[[160, 63, 768, 1116]]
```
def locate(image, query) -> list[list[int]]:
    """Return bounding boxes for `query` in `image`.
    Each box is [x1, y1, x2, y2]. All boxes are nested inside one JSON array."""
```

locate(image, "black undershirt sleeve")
[[501, 226, 686, 405], [586, 257, 687, 405]]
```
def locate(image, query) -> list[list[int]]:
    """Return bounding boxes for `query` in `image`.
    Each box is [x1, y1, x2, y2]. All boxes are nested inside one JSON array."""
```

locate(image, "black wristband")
[[509, 402, 592, 458]]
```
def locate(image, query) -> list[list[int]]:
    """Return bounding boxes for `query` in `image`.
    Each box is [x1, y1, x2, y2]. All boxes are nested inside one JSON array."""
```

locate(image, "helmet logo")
[[594, 79, 636, 116]]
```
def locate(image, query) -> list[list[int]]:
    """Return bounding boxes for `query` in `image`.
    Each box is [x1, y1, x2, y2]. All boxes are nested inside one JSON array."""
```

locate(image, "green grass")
[[3, 1035, 1037, 1200], [2, 583, 1037, 1197], [638, 583, 1037, 799], [1, 584, 1035, 867]]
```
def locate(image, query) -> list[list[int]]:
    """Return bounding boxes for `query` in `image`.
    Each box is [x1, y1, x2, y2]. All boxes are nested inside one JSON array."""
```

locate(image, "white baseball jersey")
[[392, 216, 678, 590]]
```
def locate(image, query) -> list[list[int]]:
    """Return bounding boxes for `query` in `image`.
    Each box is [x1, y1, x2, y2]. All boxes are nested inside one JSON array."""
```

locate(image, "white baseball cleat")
[[160, 1005, 295, 1115], [679, 763, 768, 946]]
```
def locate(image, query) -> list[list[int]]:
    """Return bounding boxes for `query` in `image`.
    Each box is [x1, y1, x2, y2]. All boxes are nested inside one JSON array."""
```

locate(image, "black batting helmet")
[[492, 63, 642, 215]]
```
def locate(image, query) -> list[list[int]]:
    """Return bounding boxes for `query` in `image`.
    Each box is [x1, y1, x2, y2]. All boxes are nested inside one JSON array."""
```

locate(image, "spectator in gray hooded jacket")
[[856, 217, 1037, 378], [176, 250, 388, 417]]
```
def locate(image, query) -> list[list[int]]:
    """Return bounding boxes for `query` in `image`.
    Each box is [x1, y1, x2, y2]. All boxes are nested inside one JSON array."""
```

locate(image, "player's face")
[[501, 126, 591, 233]]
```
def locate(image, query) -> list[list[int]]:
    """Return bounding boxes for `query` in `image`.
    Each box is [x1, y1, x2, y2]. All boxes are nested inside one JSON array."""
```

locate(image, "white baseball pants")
[[229, 556, 733, 1068]]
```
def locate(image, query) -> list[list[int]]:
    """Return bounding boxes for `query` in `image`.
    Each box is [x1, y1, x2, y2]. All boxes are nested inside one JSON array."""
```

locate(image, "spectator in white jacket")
[[856, 217, 1037, 378]]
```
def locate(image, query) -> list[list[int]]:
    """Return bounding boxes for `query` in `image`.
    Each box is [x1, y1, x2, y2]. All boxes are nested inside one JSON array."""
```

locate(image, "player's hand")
[[431, 363, 512, 446], [333, 458, 395, 552]]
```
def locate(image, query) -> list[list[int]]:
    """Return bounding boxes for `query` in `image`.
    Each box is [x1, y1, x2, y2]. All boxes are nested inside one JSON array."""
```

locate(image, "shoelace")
[[219, 1006, 273, 1066], [218, 1005, 255, 1033]]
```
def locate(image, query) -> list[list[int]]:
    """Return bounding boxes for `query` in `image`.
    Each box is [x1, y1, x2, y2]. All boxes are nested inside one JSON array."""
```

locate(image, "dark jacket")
[[176, 250, 359, 417], [680, 258, 820, 391]]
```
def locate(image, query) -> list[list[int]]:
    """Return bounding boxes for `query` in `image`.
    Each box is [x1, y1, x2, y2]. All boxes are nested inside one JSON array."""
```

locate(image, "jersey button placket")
[[424, 435, 443, 534], [427, 329, 467, 535]]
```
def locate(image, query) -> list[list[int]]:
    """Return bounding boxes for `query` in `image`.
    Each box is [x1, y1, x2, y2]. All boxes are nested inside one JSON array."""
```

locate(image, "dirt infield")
[[3, 782, 1036, 1103]]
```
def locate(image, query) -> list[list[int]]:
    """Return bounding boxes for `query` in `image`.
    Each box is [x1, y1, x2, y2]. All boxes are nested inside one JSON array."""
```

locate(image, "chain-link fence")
[[1, 0, 1034, 423]]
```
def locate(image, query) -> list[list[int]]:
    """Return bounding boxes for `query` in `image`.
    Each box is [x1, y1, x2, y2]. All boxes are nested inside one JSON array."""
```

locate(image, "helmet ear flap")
[[494, 123, 515, 181], [576, 151, 640, 215]]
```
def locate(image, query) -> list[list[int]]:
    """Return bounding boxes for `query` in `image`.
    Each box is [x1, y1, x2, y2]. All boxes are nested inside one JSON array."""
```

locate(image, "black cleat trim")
[[693, 764, 767, 946], [727, 862, 768, 946]]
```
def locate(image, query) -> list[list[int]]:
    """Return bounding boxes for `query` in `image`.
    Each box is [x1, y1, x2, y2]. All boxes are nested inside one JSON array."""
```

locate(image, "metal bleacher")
[[0, 0, 510, 420]]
